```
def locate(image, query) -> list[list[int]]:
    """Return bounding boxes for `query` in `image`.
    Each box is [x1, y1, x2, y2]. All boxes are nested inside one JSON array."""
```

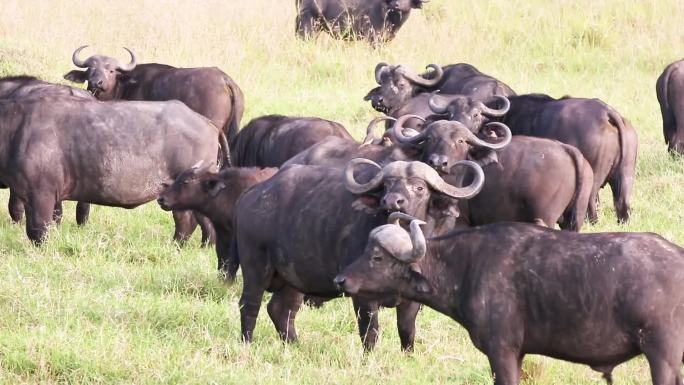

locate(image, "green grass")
[[0, 0, 683, 383]]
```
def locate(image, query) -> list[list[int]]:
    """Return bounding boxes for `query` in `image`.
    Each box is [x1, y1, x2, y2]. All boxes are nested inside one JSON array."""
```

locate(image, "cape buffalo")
[[157, 165, 278, 277], [392, 115, 594, 231], [336, 215, 684, 385], [63, 45, 243, 146], [283, 116, 510, 168], [0, 75, 94, 224], [371, 62, 515, 116], [295, 0, 424, 45], [656, 59, 684, 155], [0, 97, 221, 244], [233, 159, 484, 350], [231, 115, 353, 167], [432, 93, 638, 224]]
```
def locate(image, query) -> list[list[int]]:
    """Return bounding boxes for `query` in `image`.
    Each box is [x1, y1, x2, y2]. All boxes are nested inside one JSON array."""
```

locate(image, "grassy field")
[[0, 0, 683, 383]]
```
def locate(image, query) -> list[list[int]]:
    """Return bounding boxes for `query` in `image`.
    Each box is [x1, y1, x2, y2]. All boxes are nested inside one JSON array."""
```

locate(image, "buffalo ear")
[[468, 147, 499, 167], [351, 195, 380, 214], [411, 0, 423, 8], [202, 178, 226, 197], [409, 269, 431, 294], [64, 70, 87, 83]]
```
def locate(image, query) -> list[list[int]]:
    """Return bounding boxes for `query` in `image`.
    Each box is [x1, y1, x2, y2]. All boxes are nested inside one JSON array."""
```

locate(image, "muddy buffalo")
[[0, 97, 221, 244], [233, 159, 484, 350], [231, 115, 353, 167], [336, 214, 684, 385], [296, 0, 423, 45], [158, 165, 277, 276], [656, 59, 684, 155]]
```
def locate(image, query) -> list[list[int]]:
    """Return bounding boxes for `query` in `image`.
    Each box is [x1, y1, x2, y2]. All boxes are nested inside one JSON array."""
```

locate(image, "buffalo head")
[[391, 114, 512, 172], [373, 63, 443, 112], [63, 45, 137, 100], [428, 94, 510, 132], [157, 162, 221, 211], [334, 213, 430, 297], [344, 158, 484, 221]]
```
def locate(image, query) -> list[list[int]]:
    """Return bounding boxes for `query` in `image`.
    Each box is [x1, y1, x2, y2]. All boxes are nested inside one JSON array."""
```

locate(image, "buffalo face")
[[363, 86, 389, 113], [335, 213, 431, 297], [63, 45, 137, 101], [374, 63, 443, 111], [157, 164, 223, 211], [428, 94, 511, 133]]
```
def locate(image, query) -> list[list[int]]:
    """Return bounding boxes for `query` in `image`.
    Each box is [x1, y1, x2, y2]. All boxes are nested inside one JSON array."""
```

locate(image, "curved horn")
[[476, 122, 512, 149], [388, 212, 424, 226], [118, 47, 137, 71], [479, 95, 511, 117], [344, 158, 384, 194], [362, 116, 396, 145], [396, 64, 443, 87], [374, 62, 389, 84], [72, 45, 89, 68], [407, 218, 427, 262], [419, 160, 485, 199], [392, 114, 427, 144], [428, 92, 448, 114]]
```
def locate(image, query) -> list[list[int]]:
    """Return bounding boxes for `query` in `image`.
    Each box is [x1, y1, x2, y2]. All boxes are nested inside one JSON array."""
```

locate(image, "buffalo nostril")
[[396, 198, 405, 207]]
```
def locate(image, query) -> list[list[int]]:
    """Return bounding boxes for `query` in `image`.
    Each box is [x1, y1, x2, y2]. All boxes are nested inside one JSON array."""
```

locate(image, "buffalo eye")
[[457, 139, 465, 144], [371, 255, 383, 262], [416, 186, 424, 192]]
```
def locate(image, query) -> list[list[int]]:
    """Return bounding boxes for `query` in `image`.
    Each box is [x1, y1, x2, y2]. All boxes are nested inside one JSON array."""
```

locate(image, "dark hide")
[[656, 59, 684, 155], [501, 94, 638, 224], [337, 222, 684, 385], [295, 0, 423, 45], [448, 137, 594, 231], [231, 115, 353, 167], [233, 161, 474, 351], [158, 166, 277, 277], [0, 98, 220, 244]]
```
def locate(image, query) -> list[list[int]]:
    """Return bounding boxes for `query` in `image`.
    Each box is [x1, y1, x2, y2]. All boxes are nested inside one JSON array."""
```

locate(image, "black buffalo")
[[233, 159, 484, 350], [371, 62, 515, 117], [656, 59, 684, 155], [283, 116, 509, 168], [295, 0, 423, 45], [392, 115, 594, 231], [158, 165, 278, 277], [433, 93, 638, 224], [336, 215, 684, 385], [0, 97, 221, 244], [231, 115, 353, 167], [63, 45, 243, 146], [0, 75, 95, 225]]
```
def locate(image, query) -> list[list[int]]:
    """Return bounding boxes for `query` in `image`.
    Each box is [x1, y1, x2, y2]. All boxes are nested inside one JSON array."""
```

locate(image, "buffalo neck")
[[412, 228, 489, 324], [0, 100, 24, 177]]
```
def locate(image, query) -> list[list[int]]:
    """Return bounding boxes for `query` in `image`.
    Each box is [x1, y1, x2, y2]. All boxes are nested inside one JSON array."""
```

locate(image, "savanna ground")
[[0, 0, 683, 383]]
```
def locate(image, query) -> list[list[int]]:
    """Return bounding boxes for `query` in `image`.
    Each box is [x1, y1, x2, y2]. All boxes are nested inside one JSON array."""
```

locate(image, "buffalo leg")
[[25, 193, 56, 245], [609, 170, 634, 224], [396, 300, 421, 352], [587, 186, 600, 224], [643, 331, 684, 385], [352, 298, 380, 351], [52, 201, 63, 224], [195, 212, 216, 247], [266, 284, 305, 343], [238, 246, 273, 343], [487, 349, 523, 385], [172, 210, 198, 245], [295, 12, 318, 39], [76, 202, 91, 226], [8, 190, 24, 223]]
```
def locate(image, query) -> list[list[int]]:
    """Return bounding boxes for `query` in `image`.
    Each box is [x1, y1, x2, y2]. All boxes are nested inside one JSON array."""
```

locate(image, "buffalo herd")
[[1, 9, 684, 383]]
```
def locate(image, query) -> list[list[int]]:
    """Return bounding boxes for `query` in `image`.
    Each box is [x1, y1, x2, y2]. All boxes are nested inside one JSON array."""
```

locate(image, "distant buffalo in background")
[[295, 0, 424, 45]]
